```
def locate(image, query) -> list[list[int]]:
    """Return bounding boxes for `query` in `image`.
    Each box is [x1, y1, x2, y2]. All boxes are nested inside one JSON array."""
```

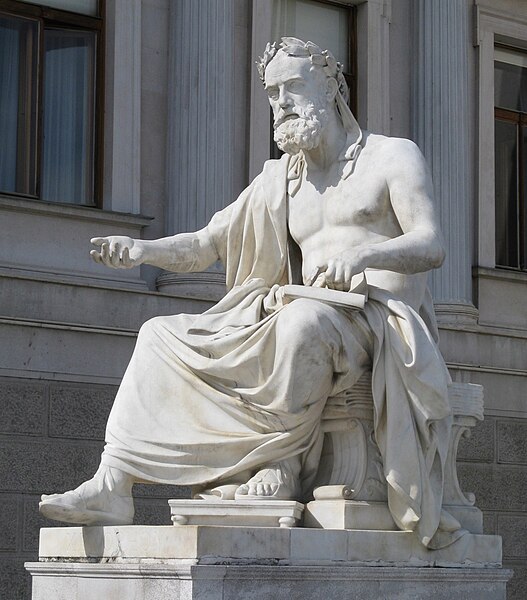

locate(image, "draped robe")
[[102, 154, 454, 548]]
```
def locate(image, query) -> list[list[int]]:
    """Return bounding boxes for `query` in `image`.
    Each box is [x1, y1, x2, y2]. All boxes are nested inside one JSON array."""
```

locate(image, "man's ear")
[[326, 77, 338, 102]]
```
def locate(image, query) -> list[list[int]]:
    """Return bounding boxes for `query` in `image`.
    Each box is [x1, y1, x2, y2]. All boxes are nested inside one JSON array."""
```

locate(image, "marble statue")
[[40, 38, 458, 549]]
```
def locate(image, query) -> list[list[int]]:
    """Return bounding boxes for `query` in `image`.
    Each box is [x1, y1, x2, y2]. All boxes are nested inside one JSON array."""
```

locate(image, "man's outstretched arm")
[[90, 227, 219, 273]]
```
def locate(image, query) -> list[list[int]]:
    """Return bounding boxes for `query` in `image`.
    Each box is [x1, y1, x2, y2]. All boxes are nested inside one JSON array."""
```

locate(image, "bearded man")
[[40, 38, 456, 549]]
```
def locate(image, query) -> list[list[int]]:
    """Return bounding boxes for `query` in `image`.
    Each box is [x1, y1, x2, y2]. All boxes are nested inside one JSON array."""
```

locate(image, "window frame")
[[474, 4, 527, 273], [0, 0, 105, 207], [494, 102, 527, 270]]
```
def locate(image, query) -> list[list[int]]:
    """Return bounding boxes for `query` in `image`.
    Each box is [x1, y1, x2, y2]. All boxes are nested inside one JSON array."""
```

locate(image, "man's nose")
[[278, 89, 292, 108]]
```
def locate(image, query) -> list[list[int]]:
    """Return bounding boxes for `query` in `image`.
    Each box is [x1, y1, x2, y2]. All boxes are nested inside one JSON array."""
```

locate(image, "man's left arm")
[[322, 139, 445, 287]]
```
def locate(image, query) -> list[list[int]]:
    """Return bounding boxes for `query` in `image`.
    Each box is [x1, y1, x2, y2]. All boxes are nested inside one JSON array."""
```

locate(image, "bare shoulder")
[[361, 133, 429, 188], [362, 132, 424, 164]]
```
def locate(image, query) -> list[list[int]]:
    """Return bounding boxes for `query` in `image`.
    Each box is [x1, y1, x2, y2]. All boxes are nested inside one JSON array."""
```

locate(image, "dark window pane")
[[41, 28, 96, 205], [495, 61, 527, 112], [0, 15, 38, 195], [495, 119, 519, 268], [523, 125, 527, 269]]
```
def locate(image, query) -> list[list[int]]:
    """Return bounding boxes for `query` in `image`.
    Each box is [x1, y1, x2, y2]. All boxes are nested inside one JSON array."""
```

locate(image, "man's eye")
[[268, 90, 279, 100], [288, 81, 303, 93]]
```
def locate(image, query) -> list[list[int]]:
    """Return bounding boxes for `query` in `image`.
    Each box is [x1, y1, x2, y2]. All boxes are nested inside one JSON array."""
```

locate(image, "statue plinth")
[[26, 524, 509, 599]]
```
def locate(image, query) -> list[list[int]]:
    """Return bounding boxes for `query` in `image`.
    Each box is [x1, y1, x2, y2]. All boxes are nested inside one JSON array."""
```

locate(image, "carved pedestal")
[[169, 499, 303, 528], [306, 375, 484, 532]]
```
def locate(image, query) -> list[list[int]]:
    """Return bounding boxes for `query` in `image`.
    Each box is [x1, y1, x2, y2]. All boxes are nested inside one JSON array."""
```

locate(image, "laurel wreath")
[[256, 37, 349, 104]]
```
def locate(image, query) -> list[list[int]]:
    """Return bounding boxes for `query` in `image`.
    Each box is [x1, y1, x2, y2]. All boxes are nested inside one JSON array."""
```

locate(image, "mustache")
[[274, 112, 301, 128]]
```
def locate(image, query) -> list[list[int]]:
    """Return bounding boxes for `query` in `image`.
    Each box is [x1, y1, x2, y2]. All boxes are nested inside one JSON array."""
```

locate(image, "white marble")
[[28, 525, 509, 599], [41, 37, 462, 551], [27, 561, 512, 600], [36, 525, 502, 567], [169, 499, 304, 528]]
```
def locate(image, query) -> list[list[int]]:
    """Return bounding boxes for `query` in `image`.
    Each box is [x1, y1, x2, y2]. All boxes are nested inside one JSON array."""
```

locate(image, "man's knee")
[[277, 299, 332, 343]]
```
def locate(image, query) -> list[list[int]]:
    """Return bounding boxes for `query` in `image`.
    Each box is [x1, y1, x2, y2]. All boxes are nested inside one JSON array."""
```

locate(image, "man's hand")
[[309, 248, 368, 291], [90, 236, 146, 269]]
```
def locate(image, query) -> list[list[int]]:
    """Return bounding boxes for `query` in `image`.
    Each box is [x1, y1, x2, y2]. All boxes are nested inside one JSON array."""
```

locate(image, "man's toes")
[[41, 493, 62, 502], [236, 484, 249, 496]]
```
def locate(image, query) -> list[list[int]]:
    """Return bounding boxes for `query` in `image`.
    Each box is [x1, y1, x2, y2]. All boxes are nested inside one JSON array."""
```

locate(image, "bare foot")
[[39, 465, 134, 526], [235, 459, 301, 500]]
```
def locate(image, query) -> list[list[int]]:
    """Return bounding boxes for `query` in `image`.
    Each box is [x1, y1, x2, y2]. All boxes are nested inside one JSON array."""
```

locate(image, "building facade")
[[0, 0, 525, 597]]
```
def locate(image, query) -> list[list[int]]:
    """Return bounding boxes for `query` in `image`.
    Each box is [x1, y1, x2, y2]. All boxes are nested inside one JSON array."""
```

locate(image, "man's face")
[[264, 51, 329, 155]]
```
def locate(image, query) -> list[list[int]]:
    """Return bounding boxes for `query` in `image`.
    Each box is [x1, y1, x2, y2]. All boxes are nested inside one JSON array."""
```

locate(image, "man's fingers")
[[312, 272, 327, 288], [100, 242, 110, 264], [325, 260, 336, 284], [90, 237, 108, 247], [306, 265, 325, 286], [109, 241, 121, 267], [121, 246, 133, 268], [90, 249, 103, 264]]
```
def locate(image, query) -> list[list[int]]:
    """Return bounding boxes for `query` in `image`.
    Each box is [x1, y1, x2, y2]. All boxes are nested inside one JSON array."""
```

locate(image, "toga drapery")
[[101, 154, 453, 548]]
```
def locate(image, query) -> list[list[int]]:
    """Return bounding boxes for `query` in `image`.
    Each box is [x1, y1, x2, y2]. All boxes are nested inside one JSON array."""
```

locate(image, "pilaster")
[[412, 0, 477, 323], [166, 0, 235, 235]]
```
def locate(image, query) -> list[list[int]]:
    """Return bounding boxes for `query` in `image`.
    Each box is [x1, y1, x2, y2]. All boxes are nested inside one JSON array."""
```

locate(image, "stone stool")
[[305, 373, 484, 532]]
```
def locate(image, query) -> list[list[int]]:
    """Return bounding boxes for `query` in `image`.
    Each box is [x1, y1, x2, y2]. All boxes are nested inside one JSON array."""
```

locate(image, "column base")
[[434, 302, 479, 326]]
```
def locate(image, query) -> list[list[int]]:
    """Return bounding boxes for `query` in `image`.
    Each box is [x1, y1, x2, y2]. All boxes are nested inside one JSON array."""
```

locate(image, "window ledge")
[[474, 266, 527, 284], [0, 195, 153, 228]]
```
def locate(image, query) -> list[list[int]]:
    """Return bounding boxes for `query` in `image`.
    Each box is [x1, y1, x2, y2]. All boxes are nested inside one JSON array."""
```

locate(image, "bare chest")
[[288, 172, 391, 245]]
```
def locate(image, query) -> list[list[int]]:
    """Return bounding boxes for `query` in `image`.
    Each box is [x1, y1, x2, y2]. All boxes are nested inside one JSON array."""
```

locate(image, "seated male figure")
[[40, 38, 454, 549]]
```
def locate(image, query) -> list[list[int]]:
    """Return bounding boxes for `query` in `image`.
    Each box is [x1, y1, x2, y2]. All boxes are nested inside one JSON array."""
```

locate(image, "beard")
[[273, 103, 328, 156]]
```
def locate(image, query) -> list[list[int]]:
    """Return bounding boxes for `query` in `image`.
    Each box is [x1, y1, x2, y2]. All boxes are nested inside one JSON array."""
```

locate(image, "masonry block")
[[0, 380, 46, 436], [506, 564, 527, 600], [0, 496, 19, 551], [0, 440, 102, 494], [457, 416, 495, 463], [0, 557, 30, 600], [498, 514, 527, 560], [482, 511, 497, 535], [457, 464, 527, 512], [49, 384, 116, 440], [133, 497, 172, 526], [497, 421, 527, 465], [23, 495, 64, 552], [133, 483, 190, 499]]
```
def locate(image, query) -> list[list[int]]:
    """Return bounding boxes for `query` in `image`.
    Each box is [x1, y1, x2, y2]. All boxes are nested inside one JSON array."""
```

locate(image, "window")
[[269, 0, 356, 158], [272, 0, 356, 110], [494, 46, 527, 270], [0, 0, 103, 206]]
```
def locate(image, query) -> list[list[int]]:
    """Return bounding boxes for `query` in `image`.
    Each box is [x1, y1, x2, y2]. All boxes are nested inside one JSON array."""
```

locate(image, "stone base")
[[35, 523, 503, 566], [169, 499, 304, 528], [305, 499, 397, 530], [27, 525, 510, 599], [305, 499, 484, 534], [27, 562, 512, 600]]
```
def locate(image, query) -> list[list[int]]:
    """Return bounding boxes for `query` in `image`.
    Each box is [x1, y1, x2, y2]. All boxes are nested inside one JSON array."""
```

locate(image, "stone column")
[[412, 0, 477, 324], [159, 0, 238, 299]]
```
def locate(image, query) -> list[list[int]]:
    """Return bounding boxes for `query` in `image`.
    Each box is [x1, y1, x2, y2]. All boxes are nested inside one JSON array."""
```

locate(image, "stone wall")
[[0, 377, 189, 600], [458, 416, 527, 599]]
